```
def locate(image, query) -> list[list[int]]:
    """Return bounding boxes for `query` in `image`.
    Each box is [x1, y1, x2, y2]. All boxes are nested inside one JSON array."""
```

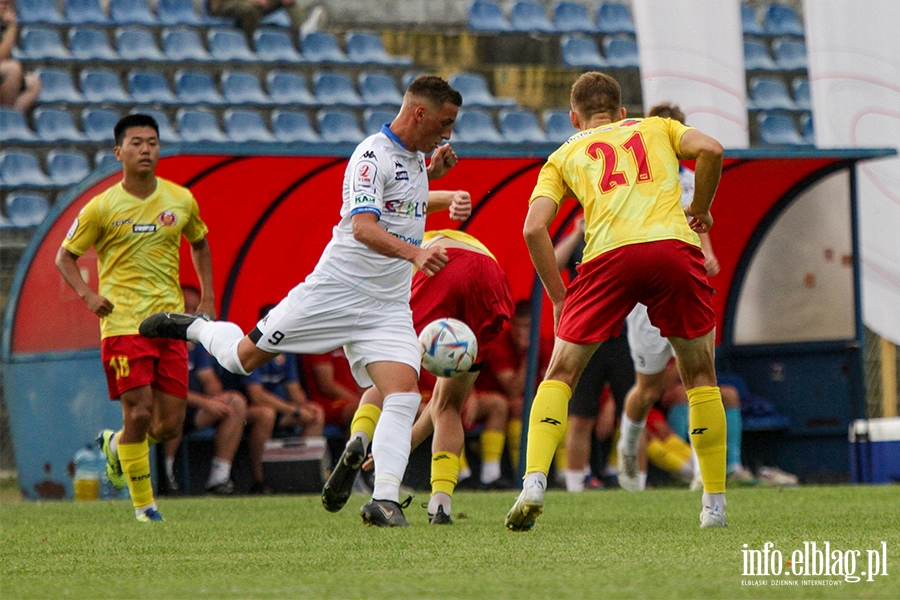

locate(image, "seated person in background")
[[242, 304, 325, 439], [164, 286, 276, 494], [207, 0, 326, 41], [0, 0, 41, 112], [301, 347, 364, 433]]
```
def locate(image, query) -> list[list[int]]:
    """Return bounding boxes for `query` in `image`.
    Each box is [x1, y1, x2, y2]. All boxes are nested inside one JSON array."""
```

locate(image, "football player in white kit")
[[616, 103, 720, 493], [141, 75, 469, 525]]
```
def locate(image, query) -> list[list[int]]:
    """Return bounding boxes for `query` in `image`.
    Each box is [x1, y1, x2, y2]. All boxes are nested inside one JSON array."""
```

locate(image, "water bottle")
[[73, 444, 100, 501]]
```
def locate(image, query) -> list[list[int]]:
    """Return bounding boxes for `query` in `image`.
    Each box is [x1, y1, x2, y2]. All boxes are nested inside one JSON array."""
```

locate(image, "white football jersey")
[[311, 125, 430, 301]]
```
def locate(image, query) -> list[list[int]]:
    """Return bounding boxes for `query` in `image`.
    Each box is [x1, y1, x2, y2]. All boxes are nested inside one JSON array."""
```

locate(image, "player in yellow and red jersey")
[[506, 71, 727, 531], [56, 114, 215, 522]]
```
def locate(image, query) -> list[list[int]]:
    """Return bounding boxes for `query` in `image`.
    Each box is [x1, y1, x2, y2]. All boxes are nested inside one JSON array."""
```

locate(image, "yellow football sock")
[[554, 425, 568, 472], [507, 418, 522, 471], [663, 433, 694, 465], [525, 380, 571, 476], [481, 430, 505, 465], [350, 403, 382, 444], [687, 386, 727, 494], [459, 448, 469, 472], [431, 452, 460, 497], [118, 439, 154, 510], [648, 437, 689, 475], [146, 434, 160, 446]]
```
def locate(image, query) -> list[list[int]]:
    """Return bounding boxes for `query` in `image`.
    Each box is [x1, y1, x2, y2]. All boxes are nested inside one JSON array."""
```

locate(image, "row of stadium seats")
[[19, 0, 230, 27], [470, 1, 635, 34], [742, 3, 805, 37], [757, 112, 814, 146], [744, 39, 807, 72], [2, 106, 578, 149], [0, 193, 51, 229], [560, 35, 638, 69], [15, 27, 412, 66], [0, 150, 102, 188], [749, 77, 810, 112]]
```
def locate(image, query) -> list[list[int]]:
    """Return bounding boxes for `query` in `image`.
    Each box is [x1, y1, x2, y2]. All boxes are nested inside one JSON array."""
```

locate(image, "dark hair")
[[648, 102, 686, 124], [406, 75, 463, 108], [570, 72, 621, 120], [513, 299, 532, 319], [114, 114, 159, 145]]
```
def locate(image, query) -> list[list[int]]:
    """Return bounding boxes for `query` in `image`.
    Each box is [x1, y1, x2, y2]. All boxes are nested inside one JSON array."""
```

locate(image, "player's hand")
[[448, 190, 471, 222], [552, 299, 565, 333], [426, 144, 458, 180], [203, 396, 234, 420], [362, 453, 374, 472], [704, 253, 720, 276], [197, 298, 217, 320], [414, 245, 449, 277], [86, 293, 114, 318], [686, 203, 713, 233]]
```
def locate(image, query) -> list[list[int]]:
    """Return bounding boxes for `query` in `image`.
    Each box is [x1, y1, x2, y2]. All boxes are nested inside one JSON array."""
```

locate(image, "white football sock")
[[702, 491, 726, 510], [350, 431, 369, 450], [191, 320, 249, 375], [206, 457, 232, 487], [428, 492, 451, 515], [524, 471, 547, 491], [164, 456, 175, 479], [480, 461, 501, 484], [565, 469, 585, 492], [619, 412, 646, 457], [371, 392, 420, 503]]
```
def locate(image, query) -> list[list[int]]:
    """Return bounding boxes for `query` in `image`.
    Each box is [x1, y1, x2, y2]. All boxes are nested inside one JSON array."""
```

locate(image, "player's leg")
[[117, 384, 163, 520], [564, 415, 594, 492], [246, 404, 277, 493], [194, 392, 247, 493], [163, 434, 183, 492], [645, 408, 694, 483]]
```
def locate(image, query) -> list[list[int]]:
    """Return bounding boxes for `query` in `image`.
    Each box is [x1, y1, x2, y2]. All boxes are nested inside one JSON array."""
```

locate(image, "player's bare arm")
[[351, 212, 448, 276], [426, 143, 458, 181], [426, 190, 472, 221], [189, 237, 216, 319], [524, 196, 567, 324], [54, 247, 114, 318], [678, 129, 724, 233]]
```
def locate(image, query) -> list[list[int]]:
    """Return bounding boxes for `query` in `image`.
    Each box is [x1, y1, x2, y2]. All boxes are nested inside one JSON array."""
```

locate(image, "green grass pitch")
[[2, 485, 899, 599]]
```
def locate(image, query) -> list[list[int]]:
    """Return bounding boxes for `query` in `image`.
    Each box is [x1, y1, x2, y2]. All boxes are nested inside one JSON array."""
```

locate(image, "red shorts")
[[557, 240, 715, 344], [100, 335, 188, 400], [411, 248, 515, 359]]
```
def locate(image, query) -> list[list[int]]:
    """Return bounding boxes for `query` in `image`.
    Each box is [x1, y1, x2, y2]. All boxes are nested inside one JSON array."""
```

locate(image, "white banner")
[[805, 0, 900, 344], [633, 0, 749, 147]]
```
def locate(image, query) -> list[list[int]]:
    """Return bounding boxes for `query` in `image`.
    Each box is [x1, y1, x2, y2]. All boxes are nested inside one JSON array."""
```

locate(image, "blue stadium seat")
[[510, 1, 555, 33], [177, 109, 228, 143], [208, 28, 256, 61], [80, 69, 131, 103], [34, 108, 86, 142], [69, 27, 118, 60], [0, 109, 37, 142], [800, 113, 814, 145], [128, 71, 177, 104], [0, 152, 52, 187], [18, 0, 65, 24], [763, 4, 805, 37], [109, 0, 156, 25], [260, 9, 291, 28], [271, 110, 320, 143], [175, 70, 225, 105], [65, 0, 108, 25], [447, 72, 515, 108], [741, 4, 765, 36], [792, 77, 810, 111], [17, 28, 71, 60], [561, 35, 607, 69], [94, 149, 118, 168], [131, 107, 180, 142], [544, 108, 577, 141], [81, 108, 120, 142], [773, 39, 807, 70], [363, 109, 395, 135], [401, 71, 425, 90], [758, 113, 806, 145], [743, 40, 778, 71], [4, 193, 51, 227], [162, 28, 212, 61], [158, 0, 204, 26], [453, 110, 504, 144], [221, 71, 272, 105], [301, 32, 349, 63], [224, 109, 277, 143], [553, 2, 595, 33], [47, 150, 91, 186], [254, 29, 303, 62], [595, 2, 635, 35], [358, 72, 403, 107], [266, 71, 316, 105], [500, 109, 547, 143], [748, 77, 797, 111], [345, 32, 412, 66], [313, 72, 364, 107], [116, 28, 165, 61], [317, 109, 364, 143], [603, 36, 639, 69], [468, 1, 512, 32], [36, 69, 84, 103]]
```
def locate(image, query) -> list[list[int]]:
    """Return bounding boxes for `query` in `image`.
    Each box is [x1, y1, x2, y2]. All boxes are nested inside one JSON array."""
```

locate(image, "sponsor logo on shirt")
[[133, 224, 157, 233], [619, 119, 641, 128], [384, 199, 426, 218], [362, 150, 376, 159], [354, 194, 376, 205], [112, 218, 133, 227], [66, 217, 79, 240], [394, 160, 409, 181], [157, 211, 178, 227], [390, 232, 422, 246], [353, 160, 377, 192]]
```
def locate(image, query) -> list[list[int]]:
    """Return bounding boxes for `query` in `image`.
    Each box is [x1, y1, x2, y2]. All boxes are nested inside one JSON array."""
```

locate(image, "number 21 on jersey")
[[585, 131, 652, 193]]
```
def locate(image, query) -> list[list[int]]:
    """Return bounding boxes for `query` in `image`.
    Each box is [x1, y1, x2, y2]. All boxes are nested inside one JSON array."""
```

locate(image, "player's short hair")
[[513, 299, 532, 320], [406, 75, 463, 108], [570, 72, 621, 120], [114, 114, 159, 146], [648, 102, 686, 124]]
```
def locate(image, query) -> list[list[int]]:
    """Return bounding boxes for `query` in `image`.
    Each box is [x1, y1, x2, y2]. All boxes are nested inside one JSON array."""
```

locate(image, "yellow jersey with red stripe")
[[423, 229, 497, 261], [62, 177, 208, 339], [530, 116, 700, 264]]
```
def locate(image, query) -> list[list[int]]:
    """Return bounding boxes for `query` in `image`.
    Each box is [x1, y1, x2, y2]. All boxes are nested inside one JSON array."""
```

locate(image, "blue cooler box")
[[849, 417, 900, 484]]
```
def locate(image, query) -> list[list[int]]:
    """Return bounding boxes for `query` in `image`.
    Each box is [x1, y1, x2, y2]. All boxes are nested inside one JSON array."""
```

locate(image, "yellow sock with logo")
[[525, 380, 572, 476], [118, 439, 154, 509], [350, 404, 382, 447], [431, 452, 460, 497], [481, 430, 505, 465], [687, 386, 727, 494], [507, 418, 522, 471]]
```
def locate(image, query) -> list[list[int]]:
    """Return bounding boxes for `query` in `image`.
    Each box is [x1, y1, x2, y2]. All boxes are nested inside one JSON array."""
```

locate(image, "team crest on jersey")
[[354, 161, 377, 192], [157, 211, 178, 227], [66, 217, 79, 240]]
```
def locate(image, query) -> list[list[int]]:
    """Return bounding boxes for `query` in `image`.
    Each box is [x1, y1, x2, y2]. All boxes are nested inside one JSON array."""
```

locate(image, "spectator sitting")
[[301, 347, 364, 434], [0, 0, 40, 112], [208, 0, 327, 41]]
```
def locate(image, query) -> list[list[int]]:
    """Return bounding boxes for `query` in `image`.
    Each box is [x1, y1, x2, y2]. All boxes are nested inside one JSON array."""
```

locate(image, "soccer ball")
[[418, 318, 478, 378]]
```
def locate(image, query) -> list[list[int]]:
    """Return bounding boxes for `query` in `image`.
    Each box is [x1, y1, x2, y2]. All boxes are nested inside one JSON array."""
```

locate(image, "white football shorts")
[[625, 303, 673, 375], [251, 273, 420, 388]]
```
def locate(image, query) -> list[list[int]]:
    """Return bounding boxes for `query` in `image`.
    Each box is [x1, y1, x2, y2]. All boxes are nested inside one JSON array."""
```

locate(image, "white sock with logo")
[[190, 320, 249, 375], [371, 392, 420, 503]]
